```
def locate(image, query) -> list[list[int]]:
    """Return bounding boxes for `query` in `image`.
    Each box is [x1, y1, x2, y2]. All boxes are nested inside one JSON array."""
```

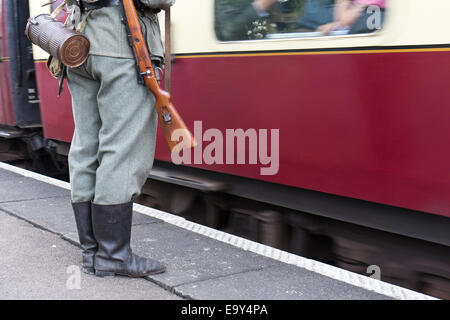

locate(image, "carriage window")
[[215, 0, 387, 41]]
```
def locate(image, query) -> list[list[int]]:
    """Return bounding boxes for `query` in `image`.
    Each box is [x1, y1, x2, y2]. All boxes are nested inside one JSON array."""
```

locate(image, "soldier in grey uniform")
[[68, 0, 175, 278]]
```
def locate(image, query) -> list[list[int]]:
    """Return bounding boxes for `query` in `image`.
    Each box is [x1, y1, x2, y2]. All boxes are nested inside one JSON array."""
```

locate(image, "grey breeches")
[[67, 55, 158, 205]]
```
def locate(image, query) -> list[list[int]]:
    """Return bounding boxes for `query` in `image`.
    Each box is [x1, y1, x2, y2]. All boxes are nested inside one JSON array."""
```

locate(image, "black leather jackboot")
[[91, 201, 166, 278], [72, 201, 98, 275]]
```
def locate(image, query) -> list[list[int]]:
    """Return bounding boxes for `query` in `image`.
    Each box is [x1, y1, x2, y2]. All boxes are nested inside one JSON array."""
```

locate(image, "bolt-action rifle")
[[121, 0, 195, 153]]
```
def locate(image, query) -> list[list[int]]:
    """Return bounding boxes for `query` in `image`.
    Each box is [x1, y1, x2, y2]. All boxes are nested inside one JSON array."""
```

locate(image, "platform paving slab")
[[0, 168, 25, 181], [0, 173, 69, 203], [175, 264, 392, 300], [0, 196, 77, 236], [0, 211, 181, 300], [131, 222, 283, 288]]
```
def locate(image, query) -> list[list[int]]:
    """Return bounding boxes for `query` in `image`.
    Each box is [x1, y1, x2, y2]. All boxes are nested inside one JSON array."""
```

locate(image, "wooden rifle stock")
[[121, 0, 195, 153]]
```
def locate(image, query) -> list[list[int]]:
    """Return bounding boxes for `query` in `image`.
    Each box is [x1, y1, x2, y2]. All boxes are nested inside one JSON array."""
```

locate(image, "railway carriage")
[[1, 0, 449, 298]]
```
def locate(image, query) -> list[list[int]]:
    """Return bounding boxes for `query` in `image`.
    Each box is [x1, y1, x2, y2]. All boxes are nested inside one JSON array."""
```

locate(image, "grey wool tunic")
[[82, 0, 175, 62]]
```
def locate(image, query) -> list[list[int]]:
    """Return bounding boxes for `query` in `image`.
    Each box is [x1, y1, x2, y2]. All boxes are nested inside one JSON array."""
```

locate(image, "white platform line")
[[0, 162, 437, 300]]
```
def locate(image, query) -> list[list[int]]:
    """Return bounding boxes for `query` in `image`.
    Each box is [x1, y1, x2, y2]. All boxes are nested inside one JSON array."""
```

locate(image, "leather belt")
[[81, 0, 121, 11]]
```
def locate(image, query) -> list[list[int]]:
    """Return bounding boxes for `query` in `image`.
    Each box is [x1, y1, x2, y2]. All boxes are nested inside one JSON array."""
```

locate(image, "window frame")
[[213, 0, 387, 44]]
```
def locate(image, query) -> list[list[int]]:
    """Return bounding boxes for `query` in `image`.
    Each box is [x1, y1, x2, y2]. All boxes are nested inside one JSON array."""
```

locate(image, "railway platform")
[[0, 162, 436, 300]]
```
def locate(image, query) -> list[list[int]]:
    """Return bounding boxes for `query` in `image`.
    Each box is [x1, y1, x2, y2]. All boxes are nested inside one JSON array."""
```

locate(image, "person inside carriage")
[[215, 0, 386, 41], [215, 0, 280, 40]]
